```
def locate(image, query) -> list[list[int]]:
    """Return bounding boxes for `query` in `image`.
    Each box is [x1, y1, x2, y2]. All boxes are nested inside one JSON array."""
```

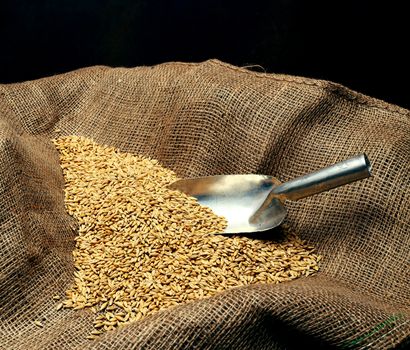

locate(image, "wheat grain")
[[34, 320, 44, 328], [53, 136, 321, 339]]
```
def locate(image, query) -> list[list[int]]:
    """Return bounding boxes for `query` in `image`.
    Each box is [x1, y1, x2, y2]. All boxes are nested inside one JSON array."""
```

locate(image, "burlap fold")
[[0, 60, 408, 349]]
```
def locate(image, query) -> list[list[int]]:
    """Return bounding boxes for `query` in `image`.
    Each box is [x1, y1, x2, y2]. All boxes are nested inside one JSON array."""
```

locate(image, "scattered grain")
[[53, 136, 321, 339]]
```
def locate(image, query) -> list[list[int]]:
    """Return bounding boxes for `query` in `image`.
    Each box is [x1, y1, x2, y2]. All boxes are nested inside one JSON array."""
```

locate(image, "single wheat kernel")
[[34, 321, 43, 328]]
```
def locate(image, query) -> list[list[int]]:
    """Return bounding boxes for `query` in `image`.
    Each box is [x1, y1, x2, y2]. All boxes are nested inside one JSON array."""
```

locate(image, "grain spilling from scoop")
[[53, 135, 321, 338]]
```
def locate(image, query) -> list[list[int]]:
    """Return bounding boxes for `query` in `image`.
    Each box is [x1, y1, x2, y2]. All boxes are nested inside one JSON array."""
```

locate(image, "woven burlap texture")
[[0, 60, 408, 349]]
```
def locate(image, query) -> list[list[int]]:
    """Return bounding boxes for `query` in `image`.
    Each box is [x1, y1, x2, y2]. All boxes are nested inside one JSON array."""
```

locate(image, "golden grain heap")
[[53, 135, 321, 339]]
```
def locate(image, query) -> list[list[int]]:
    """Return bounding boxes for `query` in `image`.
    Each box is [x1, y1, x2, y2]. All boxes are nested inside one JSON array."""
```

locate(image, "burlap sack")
[[0, 60, 408, 349]]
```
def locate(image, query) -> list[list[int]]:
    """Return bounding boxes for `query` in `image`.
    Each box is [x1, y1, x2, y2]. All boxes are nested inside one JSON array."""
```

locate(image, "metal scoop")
[[169, 154, 372, 234]]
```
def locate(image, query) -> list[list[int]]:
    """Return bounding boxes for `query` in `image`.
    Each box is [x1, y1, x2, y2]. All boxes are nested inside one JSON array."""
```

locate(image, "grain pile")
[[53, 136, 321, 339]]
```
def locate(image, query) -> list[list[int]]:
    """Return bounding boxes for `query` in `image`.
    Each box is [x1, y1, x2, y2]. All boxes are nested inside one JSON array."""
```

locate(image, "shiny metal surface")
[[271, 154, 372, 201], [169, 154, 372, 234], [169, 175, 287, 233], [250, 154, 372, 224]]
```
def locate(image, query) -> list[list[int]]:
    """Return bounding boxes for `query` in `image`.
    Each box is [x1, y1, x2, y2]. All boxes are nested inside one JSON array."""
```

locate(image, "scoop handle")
[[272, 154, 372, 201]]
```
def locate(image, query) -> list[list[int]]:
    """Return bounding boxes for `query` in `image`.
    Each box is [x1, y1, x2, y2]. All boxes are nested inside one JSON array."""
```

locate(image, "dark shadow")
[[262, 317, 340, 350], [0, 0, 408, 109], [221, 225, 288, 243]]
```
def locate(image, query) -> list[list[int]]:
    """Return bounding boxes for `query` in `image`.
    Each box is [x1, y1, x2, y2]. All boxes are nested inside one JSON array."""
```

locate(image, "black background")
[[1, 0, 408, 109]]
